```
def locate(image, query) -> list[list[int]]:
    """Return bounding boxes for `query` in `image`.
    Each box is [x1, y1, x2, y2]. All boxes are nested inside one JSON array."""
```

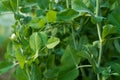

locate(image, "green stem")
[[77, 65, 92, 78], [97, 25, 102, 66], [71, 25, 77, 49], [16, 0, 19, 13], [0, 12, 13, 15], [66, 0, 69, 8], [77, 65, 92, 69], [49, 0, 53, 10], [96, 0, 99, 17], [80, 66, 87, 78], [96, 0, 102, 80], [34, 50, 39, 60], [109, 37, 120, 40], [26, 66, 31, 80], [69, 25, 78, 68]]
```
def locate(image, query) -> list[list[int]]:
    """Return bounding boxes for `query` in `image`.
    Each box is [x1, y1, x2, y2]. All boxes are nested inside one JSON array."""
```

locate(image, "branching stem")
[[96, 0, 102, 80]]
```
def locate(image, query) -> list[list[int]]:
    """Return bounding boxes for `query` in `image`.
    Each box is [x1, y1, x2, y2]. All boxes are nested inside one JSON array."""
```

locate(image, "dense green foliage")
[[0, 0, 120, 80]]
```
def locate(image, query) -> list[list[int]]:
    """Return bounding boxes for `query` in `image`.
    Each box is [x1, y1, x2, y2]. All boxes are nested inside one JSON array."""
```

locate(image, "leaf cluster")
[[0, 0, 120, 80]]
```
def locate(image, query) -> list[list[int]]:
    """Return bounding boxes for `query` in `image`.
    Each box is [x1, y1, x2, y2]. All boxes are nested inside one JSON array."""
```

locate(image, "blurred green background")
[[0, 13, 15, 80]]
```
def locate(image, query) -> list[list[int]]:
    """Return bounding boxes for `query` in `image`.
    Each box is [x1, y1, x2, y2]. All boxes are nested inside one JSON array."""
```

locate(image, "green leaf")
[[0, 1, 9, 13], [102, 24, 120, 39], [38, 32, 48, 46], [29, 32, 42, 52], [15, 66, 28, 80], [107, 62, 120, 76], [58, 46, 80, 79], [77, 50, 97, 72], [9, 0, 18, 11], [5, 41, 15, 60], [20, 7, 31, 13], [39, 18, 46, 28], [0, 61, 14, 75], [77, 50, 90, 59], [2, 0, 17, 12], [71, 0, 91, 13], [44, 68, 59, 79], [108, 7, 120, 27], [2, 0, 11, 10], [91, 16, 104, 24], [102, 24, 113, 39], [23, 16, 32, 24], [31, 64, 42, 80], [23, 26, 32, 38], [61, 46, 80, 67], [37, 0, 49, 9], [78, 35, 88, 50], [58, 47, 80, 79], [16, 49, 26, 69], [47, 37, 60, 49], [57, 9, 79, 21], [100, 67, 111, 80], [85, 44, 98, 58], [114, 39, 120, 53], [47, 54, 55, 68], [29, 18, 41, 29], [58, 67, 79, 80], [46, 10, 57, 22]]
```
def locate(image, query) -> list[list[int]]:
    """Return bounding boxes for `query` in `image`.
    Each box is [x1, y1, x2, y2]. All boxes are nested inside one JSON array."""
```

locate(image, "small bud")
[[10, 33, 16, 40]]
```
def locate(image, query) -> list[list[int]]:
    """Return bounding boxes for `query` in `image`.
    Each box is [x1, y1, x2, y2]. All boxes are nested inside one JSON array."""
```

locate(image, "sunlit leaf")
[[47, 37, 60, 49], [29, 32, 42, 51], [39, 18, 46, 28], [16, 49, 26, 69], [46, 10, 57, 22], [102, 24, 120, 39], [38, 32, 48, 46]]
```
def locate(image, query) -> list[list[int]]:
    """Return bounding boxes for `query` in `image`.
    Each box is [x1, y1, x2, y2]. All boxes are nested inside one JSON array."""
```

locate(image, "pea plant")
[[0, 0, 120, 80]]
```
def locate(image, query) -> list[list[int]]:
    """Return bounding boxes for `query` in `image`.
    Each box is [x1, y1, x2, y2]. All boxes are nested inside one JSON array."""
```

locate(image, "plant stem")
[[97, 25, 102, 66], [96, 0, 102, 80], [71, 25, 77, 49], [49, 0, 53, 10], [66, 0, 69, 8], [26, 66, 31, 80], [17, 0, 19, 13], [70, 25, 78, 67], [109, 37, 120, 40], [34, 50, 39, 60], [77, 65, 92, 69], [0, 12, 13, 15]]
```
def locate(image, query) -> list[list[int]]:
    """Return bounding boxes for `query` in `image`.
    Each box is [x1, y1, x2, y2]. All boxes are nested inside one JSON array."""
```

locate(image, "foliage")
[[0, 0, 120, 80]]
